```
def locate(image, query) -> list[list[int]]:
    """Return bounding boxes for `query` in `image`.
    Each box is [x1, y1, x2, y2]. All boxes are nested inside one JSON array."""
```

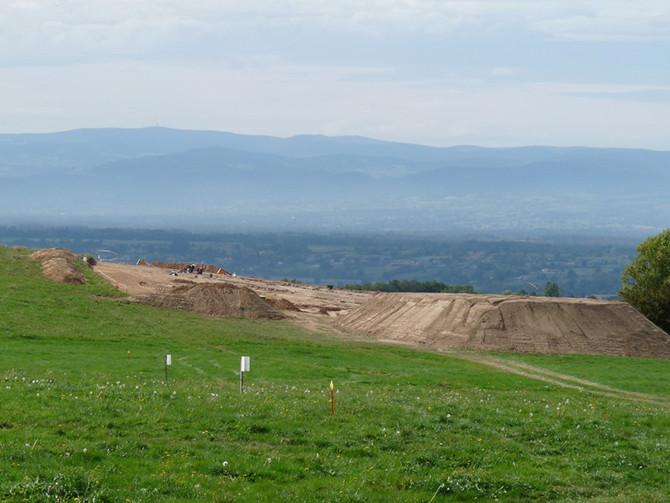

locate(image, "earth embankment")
[[337, 293, 670, 358], [138, 282, 284, 320], [31, 248, 86, 284]]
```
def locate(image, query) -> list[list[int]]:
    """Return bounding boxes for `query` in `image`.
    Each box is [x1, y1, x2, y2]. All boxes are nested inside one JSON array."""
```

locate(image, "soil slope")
[[337, 293, 670, 358], [31, 248, 86, 284], [139, 282, 284, 320], [95, 261, 670, 359], [94, 262, 371, 316]]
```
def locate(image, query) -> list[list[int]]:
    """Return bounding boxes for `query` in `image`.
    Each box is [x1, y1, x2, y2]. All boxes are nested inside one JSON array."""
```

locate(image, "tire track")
[[449, 351, 669, 405]]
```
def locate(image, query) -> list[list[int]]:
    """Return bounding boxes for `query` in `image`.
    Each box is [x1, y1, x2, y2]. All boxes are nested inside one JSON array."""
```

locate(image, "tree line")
[[343, 280, 475, 293]]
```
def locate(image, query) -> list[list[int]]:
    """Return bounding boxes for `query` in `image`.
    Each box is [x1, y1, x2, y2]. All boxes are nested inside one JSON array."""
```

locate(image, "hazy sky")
[[1, 0, 669, 148]]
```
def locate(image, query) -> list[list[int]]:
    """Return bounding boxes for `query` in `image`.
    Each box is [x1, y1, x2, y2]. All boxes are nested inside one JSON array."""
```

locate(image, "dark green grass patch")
[[1, 246, 670, 501]]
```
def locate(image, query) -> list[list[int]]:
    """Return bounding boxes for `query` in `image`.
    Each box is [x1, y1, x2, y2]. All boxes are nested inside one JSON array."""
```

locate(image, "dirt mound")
[[263, 296, 301, 312], [151, 261, 230, 275], [31, 248, 86, 285], [140, 282, 284, 319], [319, 306, 343, 314], [337, 293, 670, 358]]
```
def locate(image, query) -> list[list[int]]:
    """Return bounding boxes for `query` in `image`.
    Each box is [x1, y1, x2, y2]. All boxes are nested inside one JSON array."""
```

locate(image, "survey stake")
[[240, 356, 250, 393], [165, 353, 172, 383]]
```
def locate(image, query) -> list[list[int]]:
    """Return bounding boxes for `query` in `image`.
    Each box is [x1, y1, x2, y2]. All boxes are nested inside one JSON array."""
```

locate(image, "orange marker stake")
[[330, 380, 334, 416]]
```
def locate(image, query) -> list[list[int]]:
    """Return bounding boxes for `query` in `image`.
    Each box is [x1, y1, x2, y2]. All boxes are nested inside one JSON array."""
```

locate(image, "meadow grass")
[[1, 246, 670, 501], [494, 352, 670, 398]]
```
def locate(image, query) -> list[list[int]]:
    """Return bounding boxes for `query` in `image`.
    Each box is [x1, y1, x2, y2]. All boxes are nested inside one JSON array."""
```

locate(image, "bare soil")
[[151, 261, 230, 275], [337, 293, 670, 359], [262, 296, 301, 312], [94, 262, 372, 327], [32, 248, 86, 285], [94, 261, 670, 359], [139, 282, 283, 320]]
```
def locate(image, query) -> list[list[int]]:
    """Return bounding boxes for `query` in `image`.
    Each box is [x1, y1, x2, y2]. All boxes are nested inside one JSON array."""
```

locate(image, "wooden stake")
[[330, 380, 334, 416]]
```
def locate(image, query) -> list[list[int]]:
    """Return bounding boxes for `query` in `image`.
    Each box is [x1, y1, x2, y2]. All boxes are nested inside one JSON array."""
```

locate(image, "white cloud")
[[1, 1, 669, 66], [0, 1, 668, 146], [532, 2, 670, 41]]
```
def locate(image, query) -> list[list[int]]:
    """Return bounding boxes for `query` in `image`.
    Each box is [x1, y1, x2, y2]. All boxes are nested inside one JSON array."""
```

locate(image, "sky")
[[1, 0, 669, 148]]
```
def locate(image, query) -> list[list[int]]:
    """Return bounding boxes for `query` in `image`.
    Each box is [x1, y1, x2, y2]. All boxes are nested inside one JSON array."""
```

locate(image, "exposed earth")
[[31, 248, 86, 285], [140, 282, 285, 320], [94, 261, 372, 331], [337, 292, 670, 358], [89, 260, 670, 359]]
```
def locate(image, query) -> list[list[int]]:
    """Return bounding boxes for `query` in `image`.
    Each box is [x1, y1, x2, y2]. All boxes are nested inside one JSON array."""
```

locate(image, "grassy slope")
[[494, 353, 670, 398], [1, 246, 670, 502]]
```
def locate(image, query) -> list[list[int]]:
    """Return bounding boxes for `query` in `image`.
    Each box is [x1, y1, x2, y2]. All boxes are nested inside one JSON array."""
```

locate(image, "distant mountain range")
[[1, 127, 669, 234]]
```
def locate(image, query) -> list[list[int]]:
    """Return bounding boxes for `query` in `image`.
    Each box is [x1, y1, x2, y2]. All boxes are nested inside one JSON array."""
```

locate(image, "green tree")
[[543, 281, 560, 297], [621, 229, 670, 332], [343, 279, 474, 293]]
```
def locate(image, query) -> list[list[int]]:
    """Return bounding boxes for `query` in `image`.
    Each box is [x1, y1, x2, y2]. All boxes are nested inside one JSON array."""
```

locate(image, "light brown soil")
[[94, 262, 372, 314], [151, 261, 230, 275], [139, 282, 283, 319], [263, 296, 301, 312], [31, 248, 86, 285], [337, 293, 670, 359], [94, 261, 670, 359]]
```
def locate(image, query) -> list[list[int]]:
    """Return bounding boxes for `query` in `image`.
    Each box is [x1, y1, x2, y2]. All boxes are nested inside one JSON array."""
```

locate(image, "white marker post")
[[240, 356, 250, 393], [165, 353, 172, 383]]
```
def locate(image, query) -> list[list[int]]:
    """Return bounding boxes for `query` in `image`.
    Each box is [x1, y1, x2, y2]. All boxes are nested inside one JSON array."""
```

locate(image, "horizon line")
[[0, 125, 668, 153]]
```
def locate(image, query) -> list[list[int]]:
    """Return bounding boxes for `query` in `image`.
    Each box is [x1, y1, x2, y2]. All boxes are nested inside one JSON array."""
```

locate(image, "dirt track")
[[450, 352, 669, 404]]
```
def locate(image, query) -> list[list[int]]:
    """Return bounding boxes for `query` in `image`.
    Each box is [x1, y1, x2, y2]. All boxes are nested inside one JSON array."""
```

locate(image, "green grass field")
[[494, 352, 670, 399], [1, 246, 670, 502]]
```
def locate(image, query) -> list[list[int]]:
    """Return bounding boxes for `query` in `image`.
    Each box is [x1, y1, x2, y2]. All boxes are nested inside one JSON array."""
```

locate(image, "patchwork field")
[[1, 246, 670, 501]]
